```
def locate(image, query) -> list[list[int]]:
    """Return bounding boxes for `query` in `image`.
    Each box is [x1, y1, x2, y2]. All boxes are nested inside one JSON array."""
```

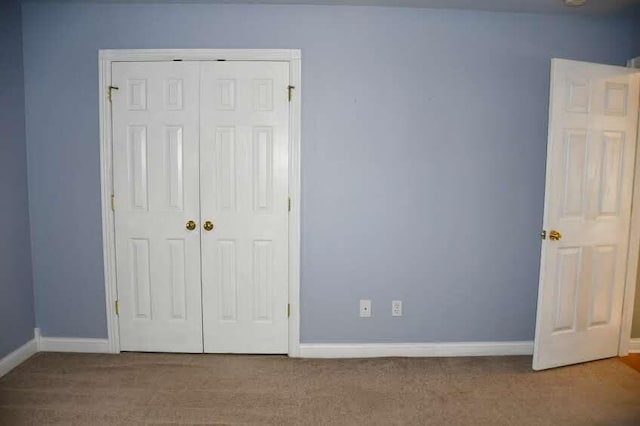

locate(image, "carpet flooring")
[[1, 352, 639, 425]]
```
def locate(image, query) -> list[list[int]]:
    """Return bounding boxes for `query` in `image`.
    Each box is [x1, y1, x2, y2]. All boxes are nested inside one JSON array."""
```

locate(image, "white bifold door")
[[112, 60, 290, 354], [533, 59, 640, 370]]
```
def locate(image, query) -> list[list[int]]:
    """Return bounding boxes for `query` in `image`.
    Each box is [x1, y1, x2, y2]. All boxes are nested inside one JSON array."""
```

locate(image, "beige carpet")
[[1, 353, 639, 425]]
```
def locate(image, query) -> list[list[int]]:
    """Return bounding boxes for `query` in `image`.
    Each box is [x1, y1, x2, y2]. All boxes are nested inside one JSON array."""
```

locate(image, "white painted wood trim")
[[299, 341, 534, 358], [0, 337, 37, 378], [287, 56, 302, 357], [619, 63, 640, 356], [98, 49, 302, 355], [100, 49, 300, 63], [37, 334, 111, 354], [99, 51, 120, 354], [629, 338, 640, 353]]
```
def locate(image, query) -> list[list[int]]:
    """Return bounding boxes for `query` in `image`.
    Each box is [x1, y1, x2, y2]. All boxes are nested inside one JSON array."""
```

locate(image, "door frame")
[[619, 57, 640, 355], [98, 49, 302, 356]]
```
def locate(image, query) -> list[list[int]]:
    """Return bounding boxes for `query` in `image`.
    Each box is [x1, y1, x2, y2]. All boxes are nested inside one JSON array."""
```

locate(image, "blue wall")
[[21, 3, 637, 342], [636, 8, 640, 56], [0, 0, 34, 357]]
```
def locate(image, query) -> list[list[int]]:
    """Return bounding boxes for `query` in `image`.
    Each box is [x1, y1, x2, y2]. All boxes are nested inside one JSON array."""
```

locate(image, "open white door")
[[533, 59, 640, 370], [112, 62, 203, 352]]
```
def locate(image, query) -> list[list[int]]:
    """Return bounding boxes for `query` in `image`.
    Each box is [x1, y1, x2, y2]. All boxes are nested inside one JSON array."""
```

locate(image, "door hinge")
[[108, 85, 119, 102], [111, 194, 115, 211], [288, 196, 291, 212], [287, 303, 290, 318], [288, 85, 295, 102], [115, 300, 120, 316]]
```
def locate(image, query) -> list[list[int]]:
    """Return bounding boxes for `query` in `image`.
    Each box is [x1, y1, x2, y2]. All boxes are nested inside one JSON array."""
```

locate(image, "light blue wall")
[[635, 8, 640, 56], [0, 0, 34, 357], [21, 3, 637, 342]]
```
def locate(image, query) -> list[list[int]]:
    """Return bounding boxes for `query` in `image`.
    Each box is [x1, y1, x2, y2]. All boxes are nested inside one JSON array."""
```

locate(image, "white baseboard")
[[298, 341, 534, 358], [5, 330, 639, 372], [36, 328, 111, 353], [0, 338, 38, 378], [629, 338, 640, 354]]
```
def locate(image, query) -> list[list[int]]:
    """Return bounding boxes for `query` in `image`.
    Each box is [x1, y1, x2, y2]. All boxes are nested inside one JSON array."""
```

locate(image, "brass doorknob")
[[186, 220, 197, 231], [203, 221, 215, 232], [549, 230, 562, 241]]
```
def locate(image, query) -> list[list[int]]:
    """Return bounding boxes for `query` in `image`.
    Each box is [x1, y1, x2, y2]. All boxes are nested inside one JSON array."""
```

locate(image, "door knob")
[[549, 230, 562, 241], [203, 221, 215, 232], [186, 220, 197, 231]]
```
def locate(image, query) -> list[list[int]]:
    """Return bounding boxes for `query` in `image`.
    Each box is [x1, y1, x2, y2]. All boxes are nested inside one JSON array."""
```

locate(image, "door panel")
[[200, 62, 290, 353], [112, 62, 203, 352], [533, 59, 640, 370]]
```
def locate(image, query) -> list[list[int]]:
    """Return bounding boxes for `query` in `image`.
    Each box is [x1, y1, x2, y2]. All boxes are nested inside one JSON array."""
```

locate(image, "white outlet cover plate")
[[360, 299, 372, 317], [392, 300, 402, 317]]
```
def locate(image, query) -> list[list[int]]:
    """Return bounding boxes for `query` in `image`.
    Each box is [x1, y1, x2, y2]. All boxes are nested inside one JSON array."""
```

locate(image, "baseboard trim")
[[298, 341, 534, 358], [38, 337, 111, 353], [0, 338, 38, 377], [36, 329, 110, 353], [8, 331, 638, 364]]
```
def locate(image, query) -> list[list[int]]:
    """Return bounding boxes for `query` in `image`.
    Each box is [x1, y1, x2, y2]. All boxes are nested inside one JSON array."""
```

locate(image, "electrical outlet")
[[360, 299, 372, 317], [392, 300, 402, 317]]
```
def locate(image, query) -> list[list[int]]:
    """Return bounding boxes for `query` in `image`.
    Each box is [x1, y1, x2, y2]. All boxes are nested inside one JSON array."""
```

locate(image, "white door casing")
[[200, 62, 290, 353], [100, 50, 301, 356], [533, 59, 640, 370], [112, 62, 204, 352]]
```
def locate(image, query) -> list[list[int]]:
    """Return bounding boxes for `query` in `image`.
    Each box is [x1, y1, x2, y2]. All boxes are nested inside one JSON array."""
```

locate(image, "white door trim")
[[619, 58, 640, 355], [98, 49, 302, 356]]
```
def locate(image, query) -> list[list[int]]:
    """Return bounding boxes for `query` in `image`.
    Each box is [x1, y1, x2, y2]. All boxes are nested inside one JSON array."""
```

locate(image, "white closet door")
[[200, 62, 290, 353], [533, 59, 640, 370], [112, 62, 203, 353]]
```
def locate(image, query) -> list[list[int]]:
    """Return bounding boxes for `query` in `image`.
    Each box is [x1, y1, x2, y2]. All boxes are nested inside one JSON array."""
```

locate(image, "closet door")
[[112, 62, 203, 352], [200, 62, 290, 353]]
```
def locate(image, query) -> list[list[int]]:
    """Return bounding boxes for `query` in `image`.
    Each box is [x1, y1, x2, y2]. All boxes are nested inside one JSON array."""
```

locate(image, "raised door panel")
[[168, 239, 187, 320], [165, 126, 184, 210], [130, 238, 151, 319], [552, 247, 582, 333], [253, 127, 274, 212], [597, 132, 625, 217], [128, 126, 149, 210], [215, 127, 237, 211], [589, 245, 617, 328], [218, 240, 238, 322], [560, 130, 588, 219]]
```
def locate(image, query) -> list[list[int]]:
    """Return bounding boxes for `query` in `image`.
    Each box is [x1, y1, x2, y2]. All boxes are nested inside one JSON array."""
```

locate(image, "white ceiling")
[[21, 0, 640, 15]]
